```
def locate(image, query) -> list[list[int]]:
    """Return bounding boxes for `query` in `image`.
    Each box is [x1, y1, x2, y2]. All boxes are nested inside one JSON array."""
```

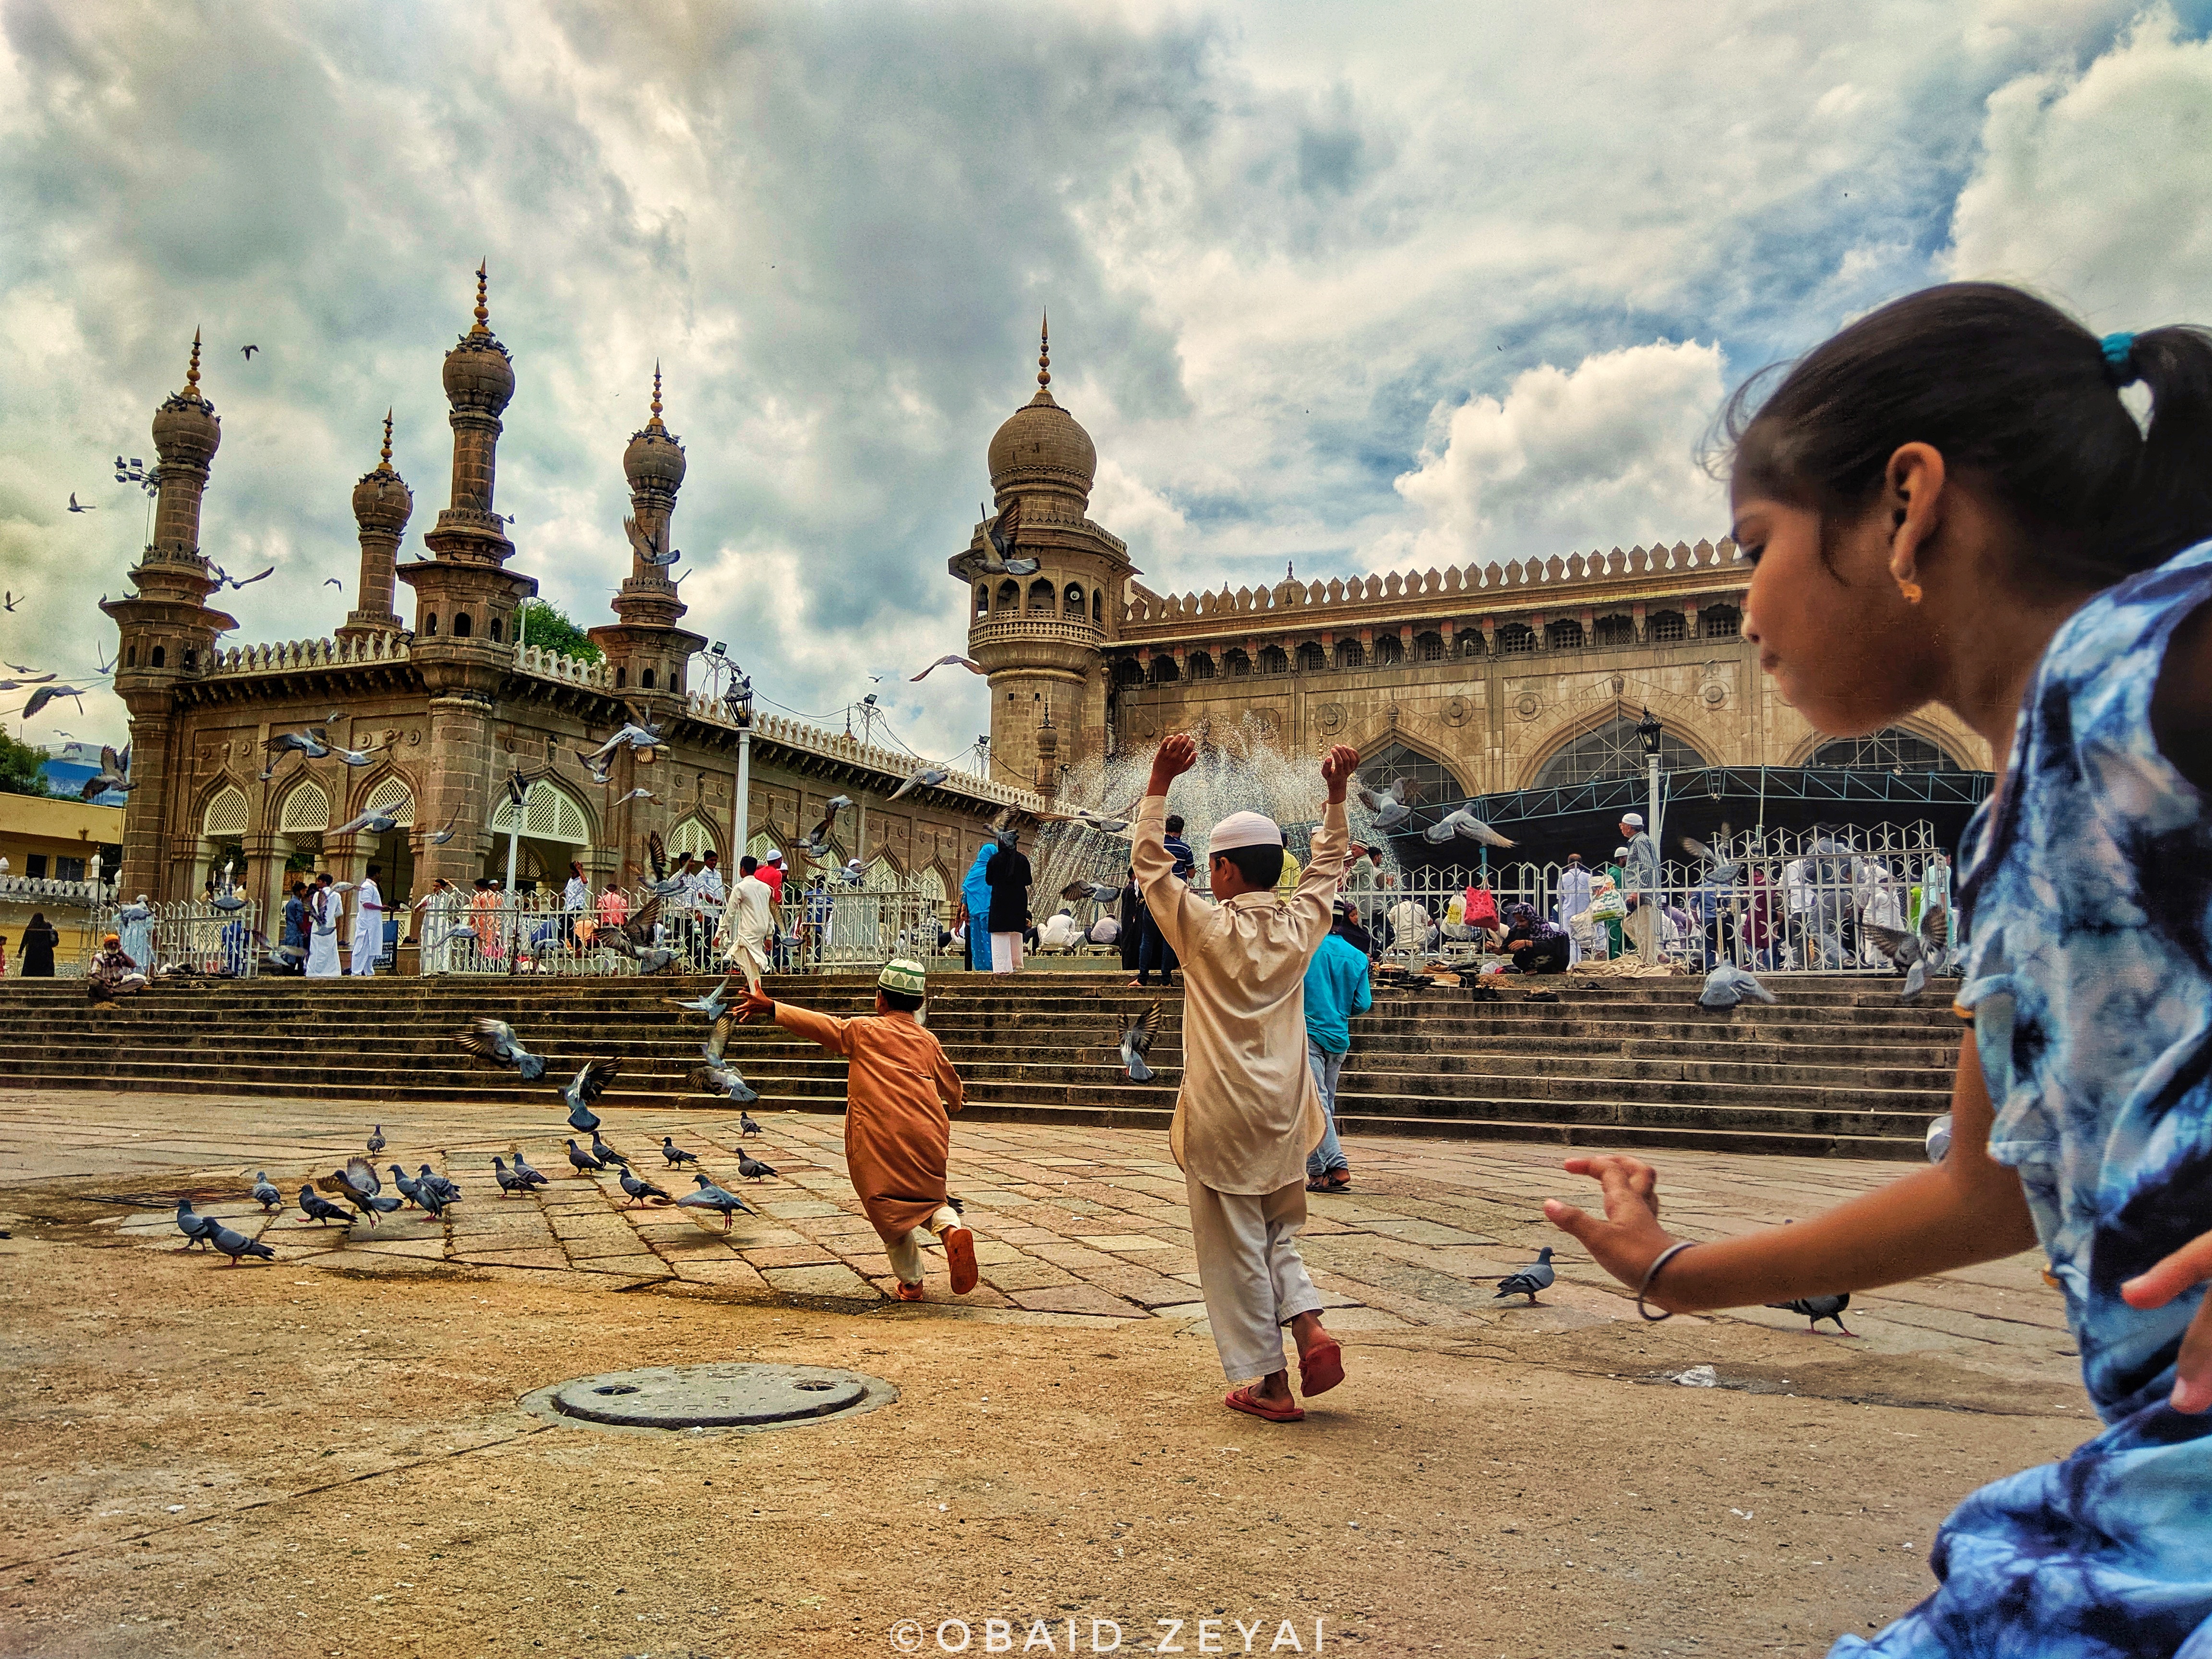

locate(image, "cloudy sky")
[[4, 0, 2210, 763]]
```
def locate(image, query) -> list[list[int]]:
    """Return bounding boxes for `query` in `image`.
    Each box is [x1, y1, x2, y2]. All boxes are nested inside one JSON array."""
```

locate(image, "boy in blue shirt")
[[1302, 899, 1372, 1192]]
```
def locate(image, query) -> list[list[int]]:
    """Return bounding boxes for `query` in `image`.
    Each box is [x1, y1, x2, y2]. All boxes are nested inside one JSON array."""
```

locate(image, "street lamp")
[[723, 661, 754, 865], [1636, 706, 1665, 848]]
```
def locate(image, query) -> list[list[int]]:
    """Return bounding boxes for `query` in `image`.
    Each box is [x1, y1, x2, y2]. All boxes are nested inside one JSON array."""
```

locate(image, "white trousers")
[[885, 1203, 964, 1285], [350, 933, 379, 975], [990, 931, 1024, 974], [1186, 1175, 1325, 1381]]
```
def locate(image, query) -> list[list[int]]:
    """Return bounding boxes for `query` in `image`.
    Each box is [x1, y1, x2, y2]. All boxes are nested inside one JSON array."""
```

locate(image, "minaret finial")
[[471, 260, 490, 336], [650, 360, 663, 425], [378, 409, 395, 471], [1037, 310, 1050, 392], [186, 327, 203, 394]]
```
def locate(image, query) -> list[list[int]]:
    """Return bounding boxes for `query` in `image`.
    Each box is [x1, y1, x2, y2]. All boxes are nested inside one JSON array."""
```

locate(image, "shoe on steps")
[[942, 1225, 979, 1295], [893, 1280, 926, 1302]]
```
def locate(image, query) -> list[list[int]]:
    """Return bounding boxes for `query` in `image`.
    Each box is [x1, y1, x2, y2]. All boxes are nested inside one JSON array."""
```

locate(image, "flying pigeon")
[[1864, 906, 1951, 1001], [1353, 776, 1414, 831], [324, 577, 343, 589], [240, 344, 258, 360], [174, 1199, 217, 1251], [68, 493, 94, 512], [612, 787, 654, 806], [1680, 836, 1742, 884], [507, 1153, 546, 1190], [366, 1124, 385, 1154], [423, 806, 465, 845], [1698, 962, 1776, 1010], [299, 1186, 354, 1226], [1062, 878, 1122, 904], [250, 1172, 281, 1212], [455, 1017, 548, 1082], [973, 498, 1039, 576], [739, 1110, 763, 1136], [575, 748, 615, 787], [677, 1172, 751, 1230], [1925, 1113, 1953, 1164], [21, 685, 86, 721], [565, 1138, 602, 1174], [561, 1058, 619, 1131], [1118, 1000, 1163, 1083], [1494, 1246, 1556, 1304], [1422, 807, 1516, 849], [204, 1222, 276, 1265], [617, 1166, 672, 1207], [735, 1149, 779, 1182], [212, 564, 274, 592], [660, 1136, 700, 1167], [693, 1060, 759, 1104], [319, 1157, 402, 1223], [641, 831, 690, 900], [331, 809, 400, 838], [82, 745, 133, 800], [492, 1155, 524, 1197], [911, 655, 986, 681], [800, 796, 852, 858], [582, 719, 666, 766], [666, 977, 739, 1019], [889, 762, 950, 803], [1766, 1293, 1854, 1335], [622, 514, 680, 569]]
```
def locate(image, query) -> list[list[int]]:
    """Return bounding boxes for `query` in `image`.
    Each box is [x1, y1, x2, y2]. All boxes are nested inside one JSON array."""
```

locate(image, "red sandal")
[[893, 1280, 926, 1302], [942, 1225, 979, 1296], [1224, 1383, 1304, 1423]]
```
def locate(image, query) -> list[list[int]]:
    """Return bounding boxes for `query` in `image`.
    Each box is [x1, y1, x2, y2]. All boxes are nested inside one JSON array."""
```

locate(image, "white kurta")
[[305, 889, 343, 977], [721, 874, 774, 973], [350, 878, 384, 975]]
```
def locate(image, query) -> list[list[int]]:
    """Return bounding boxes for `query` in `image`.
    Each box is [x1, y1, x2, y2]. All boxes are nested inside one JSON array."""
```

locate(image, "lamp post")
[[1636, 705, 1665, 848], [725, 664, 754, 865]]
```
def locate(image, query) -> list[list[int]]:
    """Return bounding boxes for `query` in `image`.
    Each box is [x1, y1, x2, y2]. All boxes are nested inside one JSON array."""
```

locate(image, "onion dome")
[[623, 363, 686, 491], [352, 410, 414, 532], [151, 329, 221, 467], [441, 261, 515, 415], [986, 314, 1094, 502]]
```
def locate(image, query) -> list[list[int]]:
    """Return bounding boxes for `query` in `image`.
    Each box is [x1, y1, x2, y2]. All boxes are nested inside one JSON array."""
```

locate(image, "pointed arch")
[[1529, 713, 1712, 788], [1337, 719, 1473, 799], [200, 781, 251, 839], [357, 771, 417, 825], [490, 779, 593, 845], [276, 778, 332, 834], [666, 813, 721, 862]]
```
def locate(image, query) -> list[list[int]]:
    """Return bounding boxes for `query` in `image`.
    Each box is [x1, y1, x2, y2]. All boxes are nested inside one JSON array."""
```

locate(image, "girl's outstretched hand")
[[1544, 1154, 1684, 1302], [2122, 1229, 2212, 1413]]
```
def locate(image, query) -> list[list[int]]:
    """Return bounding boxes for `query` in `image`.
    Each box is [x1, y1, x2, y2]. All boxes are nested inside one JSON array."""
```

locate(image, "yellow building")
[[0, 793, 123, 970]]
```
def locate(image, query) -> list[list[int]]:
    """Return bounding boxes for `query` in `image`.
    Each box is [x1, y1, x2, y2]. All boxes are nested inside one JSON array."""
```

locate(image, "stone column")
[[418, 691, 495, 891]]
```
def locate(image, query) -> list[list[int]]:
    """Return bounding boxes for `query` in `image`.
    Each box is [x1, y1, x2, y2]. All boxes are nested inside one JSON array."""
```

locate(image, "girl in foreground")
[[1547, 283, 2212, 1656]]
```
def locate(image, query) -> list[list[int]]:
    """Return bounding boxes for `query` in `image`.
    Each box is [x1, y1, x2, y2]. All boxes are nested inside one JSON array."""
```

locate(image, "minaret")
[[101, 330, 240, 897], [950, 315, 1129, 788], [337, 411, 411, 642], [588, 363, 705, 697], [399, 264, 540, 894]]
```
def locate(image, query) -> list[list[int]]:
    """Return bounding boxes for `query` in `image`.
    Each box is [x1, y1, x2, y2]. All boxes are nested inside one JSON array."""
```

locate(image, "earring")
[[1895, 575, 1923, 605]]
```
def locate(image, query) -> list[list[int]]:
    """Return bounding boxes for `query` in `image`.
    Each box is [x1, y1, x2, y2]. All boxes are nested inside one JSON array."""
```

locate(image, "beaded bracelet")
[[1636, 1241, 1696, 1322]]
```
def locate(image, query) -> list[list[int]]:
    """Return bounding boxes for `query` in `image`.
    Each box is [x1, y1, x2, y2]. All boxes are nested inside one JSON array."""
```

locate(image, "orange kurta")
[[774, 1004, 964, 1245]]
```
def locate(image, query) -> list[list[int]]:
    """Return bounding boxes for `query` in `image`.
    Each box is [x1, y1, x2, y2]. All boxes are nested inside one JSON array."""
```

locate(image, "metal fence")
[[97, 897, 264, 979], [1347, 822, 1954, 974]]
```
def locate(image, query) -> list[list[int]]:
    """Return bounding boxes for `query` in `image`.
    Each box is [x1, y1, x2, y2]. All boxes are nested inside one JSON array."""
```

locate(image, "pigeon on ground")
[[888, 762, 951, 803], [739, 1110, 763, 1136], [660, 1136, 699, 1167], [666, 977, 739, 1018], [1925, 1113, 1953, 1164], [414, 1165, 462, 1204], [1864, 906, 1951, 1001], [1494, 1246, 1556, 1304], [318, 1158, 402, 1224], [250, 1172, 281, 1212], [735, 1149, 779, 1182], [492, 1156, 523, 1197], [366, 1124, 386, 1154], [1118, 1000, 1163, 1082], [561, 1058, 619, 1132], [1766, 1293, 1854, 1335], [565, 1138, 603, 1174], [455, 1017, 548, 1082], [389, 1165, 425, 1208], [413, 1178, 449, 1220], [174, 1199, 217, 1251], [1353, 776, 1415, 831], [507, 1153, 546, 1190], [589, 1132, 629, 1169], [677, 1172, 751, 1230], [205, 1222, 276, 1266], [1699, 962, 1777, 1010], [911, 655, 986, 681], [299, 1187, 354, 1226], [617, 1167, 672, 1207]]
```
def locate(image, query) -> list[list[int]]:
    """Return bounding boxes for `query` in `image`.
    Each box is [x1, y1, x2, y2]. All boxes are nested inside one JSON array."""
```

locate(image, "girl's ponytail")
[[2116, 325, 2212, 573]]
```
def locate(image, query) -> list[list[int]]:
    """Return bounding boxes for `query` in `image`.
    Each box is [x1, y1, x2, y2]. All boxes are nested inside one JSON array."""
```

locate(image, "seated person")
[[1490, 902, 1570, 974], [87, 934, 149, 1003], [1087, 913, 1121, 948], [1037, 908, 1083, 952]]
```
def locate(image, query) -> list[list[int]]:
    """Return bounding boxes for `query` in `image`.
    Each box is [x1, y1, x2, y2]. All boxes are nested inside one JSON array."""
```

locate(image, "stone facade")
[[105, 274, 1030, 928]]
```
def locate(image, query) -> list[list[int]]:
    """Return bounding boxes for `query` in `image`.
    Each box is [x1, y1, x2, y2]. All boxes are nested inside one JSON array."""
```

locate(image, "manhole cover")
[[523, 1363, 895, 1434]]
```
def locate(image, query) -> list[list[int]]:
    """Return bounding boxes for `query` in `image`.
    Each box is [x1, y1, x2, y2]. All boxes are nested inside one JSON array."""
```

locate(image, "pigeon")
[[739, 1110, 763, 1136], [174, 1198, 217, 1251], [565, 1138, 603, 1174], [299, 1186, 354, 1226], [240, 344, 258, 360], [640, 831, 690, 900], [1494, 1246, 1556, 1304], [1680, 836, 1742, 884], [888, 762, 950, 803], [799, 797, 852, 859], [413, 1179, 450, 1221], [455, 1017, 548, 1082], [1062, 878, 1122, 904], [973, 498, 1039, 576], [1864, 906, 1951, 1001], [211, 564, 274, 592], [1766, 1293, 1854, 1335], [325, 577, 343, 589], [575, 747, 616, 787], [612, 787, 654, 806], [492, 1155, 524, 1197], [418, 1164, 464, 1203], [1353, 776, 1414, 831], [693, 1061, 759, 1104], [660, 1136, 700, 1167], [81, 745, 133, 800], [677, 1172, 751, 1230], [1925, 1113, 1953, 1164], [735, 1149, 779, 1182], [1038, 805, 1134, 837], [562, 1058, 619, 1132], [328, 740, 384, 768], [21, 685, 85, 721], [1422, 807, 1516, 848], [666, 977, 739, 1019], [319, 1157, 402, 1223], [331, 809, 400, 837], [68, 493, 94, 512], [205, 1222, 275, 1265], [1699, 962, 1777, 1010], [507, 1153, 546, 1190], [911, 655, 986, 681], [390, 1164, 425, 1207], [582, 719, 666, 766], [589, 1131, 629, 1169], [1118, 1000, 1163, 1083], [622, 513, 680, 570], [617, 1166, 672, 1207], [250, 1172, 281, 1212], [366, 1124, 386, 1154], [423, 806, 465, 845]]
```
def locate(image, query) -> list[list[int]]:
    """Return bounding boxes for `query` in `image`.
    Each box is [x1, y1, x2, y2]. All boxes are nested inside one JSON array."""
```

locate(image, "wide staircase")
[[0, 969, 1961, 1160]]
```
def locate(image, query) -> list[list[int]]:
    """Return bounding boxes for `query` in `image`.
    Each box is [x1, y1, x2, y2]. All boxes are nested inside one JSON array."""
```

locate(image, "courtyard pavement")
[[0, 1089, 2078, 1392]]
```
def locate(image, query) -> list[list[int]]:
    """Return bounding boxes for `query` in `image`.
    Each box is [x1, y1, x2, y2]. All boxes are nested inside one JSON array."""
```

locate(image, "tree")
[[0, 731, 57, 798], [515, 598, 602, 662]]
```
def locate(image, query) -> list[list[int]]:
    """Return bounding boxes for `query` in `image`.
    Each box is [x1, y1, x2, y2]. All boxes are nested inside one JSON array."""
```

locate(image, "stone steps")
[[9, 971, 1959, 1160]]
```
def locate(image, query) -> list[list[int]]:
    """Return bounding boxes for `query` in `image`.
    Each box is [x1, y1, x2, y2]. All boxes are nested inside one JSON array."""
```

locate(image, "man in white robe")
[[716, 854, 777, 994], [350, 864, 386, 976], [305, 875, 343, 977], [1555, 854, 1593, 966]]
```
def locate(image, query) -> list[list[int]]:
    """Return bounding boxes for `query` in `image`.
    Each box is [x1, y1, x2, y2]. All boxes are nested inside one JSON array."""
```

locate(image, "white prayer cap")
[[764, 849, 784, 865], [1208, 810, 1283, 852], [1620, 812, 1645, 828]]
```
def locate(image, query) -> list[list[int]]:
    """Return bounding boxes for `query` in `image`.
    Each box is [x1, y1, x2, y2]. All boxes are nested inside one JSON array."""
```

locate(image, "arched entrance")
[[357, 775, 416, 910], [488, 780, 593, 893]]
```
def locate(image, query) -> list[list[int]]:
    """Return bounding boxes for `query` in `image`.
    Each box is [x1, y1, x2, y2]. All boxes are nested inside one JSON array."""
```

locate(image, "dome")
[[623, 366, 685, 490], [152, 331, 220, 467], [986, 318, 1094, 501], [441, 263, 515, 415], [352, 414, 412, 531]]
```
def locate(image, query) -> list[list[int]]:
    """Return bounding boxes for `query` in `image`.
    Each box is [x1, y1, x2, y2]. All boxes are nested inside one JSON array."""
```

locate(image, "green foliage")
[[0, 731, 57, 798], [515, 599, 602, 663]]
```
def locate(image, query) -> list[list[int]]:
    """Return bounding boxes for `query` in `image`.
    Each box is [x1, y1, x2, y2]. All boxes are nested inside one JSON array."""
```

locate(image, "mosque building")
[[954, 327, 1996, 863], [103, 270, 1030, 938]]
